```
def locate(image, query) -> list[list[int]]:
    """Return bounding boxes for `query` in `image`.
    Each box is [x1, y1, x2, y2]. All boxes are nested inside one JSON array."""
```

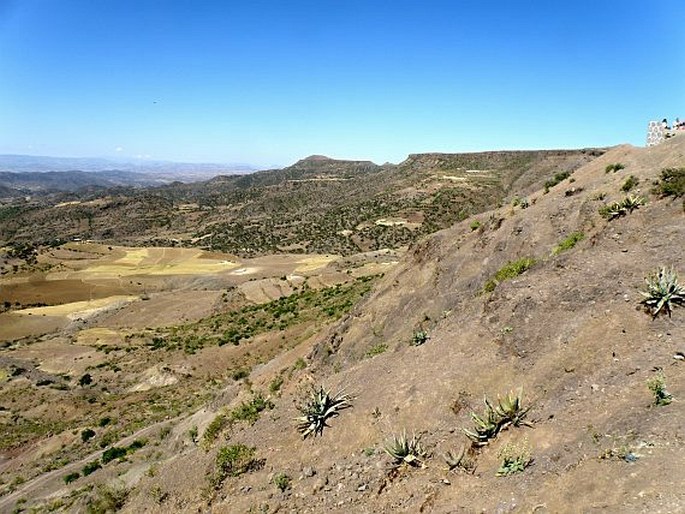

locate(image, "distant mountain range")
[[0, 154, 264, 196]]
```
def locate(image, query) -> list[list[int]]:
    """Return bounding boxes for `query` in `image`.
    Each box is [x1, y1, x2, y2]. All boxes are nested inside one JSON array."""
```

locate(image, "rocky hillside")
[[121, 137, 682, 513], [1, 137, 682, 513]]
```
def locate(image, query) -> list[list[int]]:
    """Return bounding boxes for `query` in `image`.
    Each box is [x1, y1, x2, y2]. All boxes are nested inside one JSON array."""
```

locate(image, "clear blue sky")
[[1, 1, 683, 166]]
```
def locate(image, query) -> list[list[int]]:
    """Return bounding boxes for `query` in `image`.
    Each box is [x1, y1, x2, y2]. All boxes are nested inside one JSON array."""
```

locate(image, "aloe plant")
[[296, 386, 352, 438], [640, 267, 685, 318], [464, 390, 532, 446], [384, 431, 426, 466], [599, 194, 645, 220], [463, 397, 501, 446], [495, 389, 532, 429]]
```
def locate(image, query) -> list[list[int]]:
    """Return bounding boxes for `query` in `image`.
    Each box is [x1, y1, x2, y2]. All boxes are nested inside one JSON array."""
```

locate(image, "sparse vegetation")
[[652, 167, 685, 198], [552, 231, 585, 255], [85, 483, 129, 513], [202, 413, 229, 449], [496, 438, 532, 476], [230, 393, 274, 425], [411, 330, 429, 346], [544, 170, 571, 190], [621, 175, 639, 192], [384, 431, 426, 467], [605, 163, 625, 173], [63, 472, 80, 484], [273, 472, 291, 492], [269, 375, 284, 394], [211, 444, 260, 488], [483, 257, 536, 293], [365, 343, 388, 357], [82, 461, 101, 476], [296, 386, 352, 438], [647, 372, 673, 406], [470, 220, 481, 231], [640, 267, 685, 318]]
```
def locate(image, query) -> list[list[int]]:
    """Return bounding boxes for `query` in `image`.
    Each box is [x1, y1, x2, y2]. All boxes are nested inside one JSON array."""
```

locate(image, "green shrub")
[[273, 472, 291, 492], [605, 163, 625, 173], [621, 175, 639, 192], [365, 343, 388, 357], [552, 232, 585, 255], [63, 472, 80, 484], [269, 375, 284, 393], [652, 167, 685, 198], [231, 368, 249, 381], [469, 220, 481, 231], [640, 267, 685, 318], [296, 386, 352, 438], [483, 257, 536, 293], [544, 171, 571, 189], [82, 461, 101, 476], [81, 428, 96, 442], [230, 393, 274, 424], [101, 446, 128, 464], [647, 372, 673, 406], [202, 413, 229, 448], [85, 483, 129, 513], [212, 444, 259, 488]]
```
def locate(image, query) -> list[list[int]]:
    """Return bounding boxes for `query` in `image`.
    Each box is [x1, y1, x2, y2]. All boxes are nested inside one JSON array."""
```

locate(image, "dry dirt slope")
[[16, 137, 683, 513], [126, 137, 683, 513]]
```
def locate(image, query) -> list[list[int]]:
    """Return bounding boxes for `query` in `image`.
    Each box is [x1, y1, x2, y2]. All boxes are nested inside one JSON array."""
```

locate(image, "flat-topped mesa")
[[285, 155, 380, 179]]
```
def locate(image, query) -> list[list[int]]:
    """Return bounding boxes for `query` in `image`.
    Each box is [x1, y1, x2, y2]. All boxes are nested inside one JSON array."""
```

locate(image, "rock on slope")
[[35, 138, 683, 513]]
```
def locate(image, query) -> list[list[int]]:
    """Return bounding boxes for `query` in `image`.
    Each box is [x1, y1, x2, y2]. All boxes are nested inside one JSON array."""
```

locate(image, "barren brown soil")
[[0, 137, 683, 513]]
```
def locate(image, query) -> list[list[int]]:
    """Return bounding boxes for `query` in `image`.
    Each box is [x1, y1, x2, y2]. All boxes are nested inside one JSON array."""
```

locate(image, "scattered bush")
[[470, 220, 481, 231], [647, 372, 673, 406], [496, 438, 532, 476], [273, 472, 291, 492], [544, 171, 571, 190], [296, 386, 352, 438], [81, 428, 96, 442], [605, 163, 625, 173], [231, 368, 249, 381], [82, 460, 101, 476], [365, 343, 388, 357], [202, 413, 229, 448], [621, 175, 640, 192], [85, 483, 129, 513], [640, 267, 685, 318], [483, 257, 536, 293], [384, 431, 426, 467], [552, 231, 585, 255], [269, 375, 284, 394], [230, 393, 274, 424], [63, 472, 80, 484], [411, 330, 429, 346], [101, 446, 128, 464], [652, 167, 685, 198], [212, 444, 260, 488]]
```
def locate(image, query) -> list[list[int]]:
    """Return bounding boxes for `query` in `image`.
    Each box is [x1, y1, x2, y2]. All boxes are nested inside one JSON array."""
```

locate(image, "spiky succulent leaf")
[[640, 267, 685, 317], [296, 386, 352, 438]]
